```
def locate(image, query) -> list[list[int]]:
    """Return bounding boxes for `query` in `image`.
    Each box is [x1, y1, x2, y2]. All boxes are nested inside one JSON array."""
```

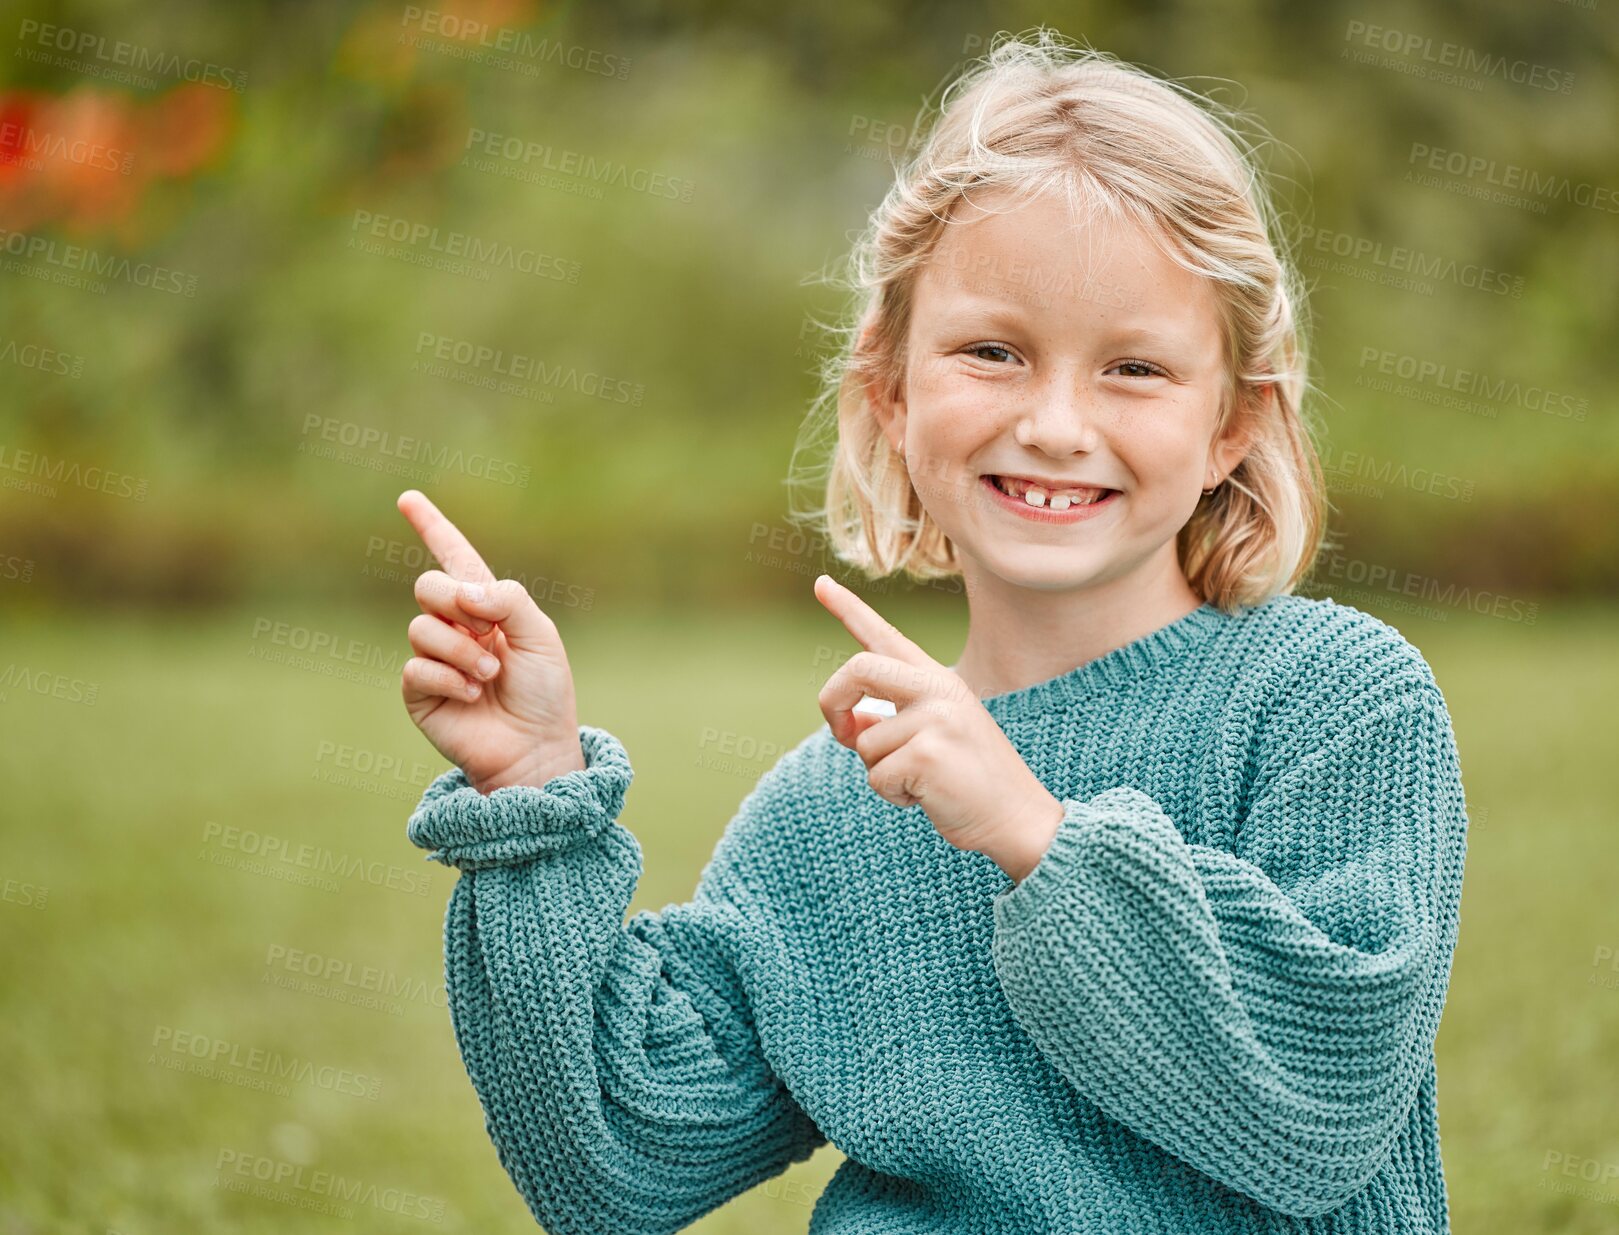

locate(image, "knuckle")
[[406, 655, 447, 689], [854, 728, 876, 760], [414, 569, 448, 603]]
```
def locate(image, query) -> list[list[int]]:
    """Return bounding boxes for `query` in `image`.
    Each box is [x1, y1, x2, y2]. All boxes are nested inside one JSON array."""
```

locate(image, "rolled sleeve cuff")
[[406, 724, 633, 870], [991, 786, 1174, 935]]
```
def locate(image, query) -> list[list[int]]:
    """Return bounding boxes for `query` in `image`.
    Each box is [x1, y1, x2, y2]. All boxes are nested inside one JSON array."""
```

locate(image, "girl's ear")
[[869, 377, 906, 454], [858, 324, 907, 454], [1208, 385, 1266, 481]]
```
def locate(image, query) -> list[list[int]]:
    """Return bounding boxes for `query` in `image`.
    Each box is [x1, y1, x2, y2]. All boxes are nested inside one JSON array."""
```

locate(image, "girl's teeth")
[[1005, 480, 1107, 509]]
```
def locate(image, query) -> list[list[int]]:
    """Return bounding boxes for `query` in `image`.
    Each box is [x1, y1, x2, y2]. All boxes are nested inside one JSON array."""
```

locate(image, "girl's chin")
[[954, 546, 1115, 591]]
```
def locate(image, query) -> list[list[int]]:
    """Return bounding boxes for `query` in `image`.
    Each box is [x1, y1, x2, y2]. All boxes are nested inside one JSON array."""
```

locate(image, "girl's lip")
[[979, 474, 1120, 523]]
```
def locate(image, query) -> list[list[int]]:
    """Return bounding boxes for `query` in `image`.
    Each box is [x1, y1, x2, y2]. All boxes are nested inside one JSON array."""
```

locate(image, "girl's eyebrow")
[[931, 292, 1203, 356], [935, 291, 1187, 341], [934, 296, 1030, 330], [1101, 326, 1184, 349]]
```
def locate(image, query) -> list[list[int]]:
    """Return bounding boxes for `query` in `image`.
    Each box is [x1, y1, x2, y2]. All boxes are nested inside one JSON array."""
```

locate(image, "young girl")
[[397, 30, 1469, 1235]]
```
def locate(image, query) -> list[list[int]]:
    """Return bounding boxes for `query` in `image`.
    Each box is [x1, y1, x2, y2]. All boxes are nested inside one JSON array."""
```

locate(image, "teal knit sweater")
[[406, 593, 1469, 1233]]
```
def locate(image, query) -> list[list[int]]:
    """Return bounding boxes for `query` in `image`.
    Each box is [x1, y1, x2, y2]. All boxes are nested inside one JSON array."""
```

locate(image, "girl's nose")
[[1013, 377, 1102, 454]]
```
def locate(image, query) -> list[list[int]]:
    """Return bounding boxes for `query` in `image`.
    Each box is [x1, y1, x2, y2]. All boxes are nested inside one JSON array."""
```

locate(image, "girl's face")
[[874, 187, 1250, 596]]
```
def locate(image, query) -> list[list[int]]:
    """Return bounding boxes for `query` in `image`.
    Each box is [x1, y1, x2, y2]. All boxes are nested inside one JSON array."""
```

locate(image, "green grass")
[[1, 598, 1615, 1233]]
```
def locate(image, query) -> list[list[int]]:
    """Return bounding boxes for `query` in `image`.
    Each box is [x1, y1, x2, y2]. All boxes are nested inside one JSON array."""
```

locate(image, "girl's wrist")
[[981, 792, 1066, 885], [471, 732, 587, 795]]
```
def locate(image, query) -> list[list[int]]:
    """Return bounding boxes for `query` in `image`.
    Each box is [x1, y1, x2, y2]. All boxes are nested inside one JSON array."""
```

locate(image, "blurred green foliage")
[[0, 0, 1614, 615]]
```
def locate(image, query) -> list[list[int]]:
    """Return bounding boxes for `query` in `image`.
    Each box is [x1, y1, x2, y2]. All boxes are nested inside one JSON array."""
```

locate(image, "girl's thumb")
[[458, 580, 552, 649]]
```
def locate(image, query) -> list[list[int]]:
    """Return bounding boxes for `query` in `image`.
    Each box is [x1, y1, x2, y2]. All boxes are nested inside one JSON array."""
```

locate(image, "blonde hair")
[[787, 28, 1330, 613]]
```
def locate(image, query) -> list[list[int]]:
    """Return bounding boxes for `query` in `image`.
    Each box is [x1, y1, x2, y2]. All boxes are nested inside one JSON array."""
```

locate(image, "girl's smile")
[[978, 473, 1122, 523]]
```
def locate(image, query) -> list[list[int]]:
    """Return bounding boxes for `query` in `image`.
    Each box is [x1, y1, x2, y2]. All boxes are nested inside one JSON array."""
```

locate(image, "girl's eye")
[[963, 343, 1017, 365], [1108, 358, 1167, 379]]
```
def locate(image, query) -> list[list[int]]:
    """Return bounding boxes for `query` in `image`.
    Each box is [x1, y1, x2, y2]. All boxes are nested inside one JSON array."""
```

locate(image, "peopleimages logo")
[[298, 414, 533, 487], [150, 1026, 383, 1100], [0, 227, 199, 295], [0, 120, 135, 174], [1316, 553, 1539, 625], [1406, 143, 1619, 213], [0, 338, 87, 378], [0, 661, 100, 705], [1356, 347, 1588, 421], [199, 819, 434, 896], [462, 128, 694, 202], [15, 19, 248, 91], [0, 443, 147, 499], [347, 210, 583, 283], [1296, 225, 1524, 298], [399, 6, 630, 81], [214, 1150, 446, 1221], [1319, 443, 1476, 502], [412, 332, 645, 406], [1343, 21, 1575, 93], [262, 943, 448, 1010]]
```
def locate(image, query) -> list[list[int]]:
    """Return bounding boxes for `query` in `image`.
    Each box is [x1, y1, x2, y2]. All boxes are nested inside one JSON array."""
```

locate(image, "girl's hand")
[[811, 574, 1064, 883], [396, 490, 585, 796]]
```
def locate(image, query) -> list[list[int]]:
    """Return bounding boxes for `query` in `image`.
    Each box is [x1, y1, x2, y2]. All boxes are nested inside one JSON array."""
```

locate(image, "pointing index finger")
[[396, 490, 497, 584], [813, 574, 936, 668]]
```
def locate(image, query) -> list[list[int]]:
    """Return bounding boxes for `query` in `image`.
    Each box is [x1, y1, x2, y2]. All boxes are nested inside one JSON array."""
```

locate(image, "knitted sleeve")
[[406, 724, 826, 1235], [989, 686, 1466, 1219]]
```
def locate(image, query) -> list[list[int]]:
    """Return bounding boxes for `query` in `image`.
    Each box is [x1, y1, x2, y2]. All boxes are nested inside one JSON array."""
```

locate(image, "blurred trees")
[[1, 0, 1613, 609]]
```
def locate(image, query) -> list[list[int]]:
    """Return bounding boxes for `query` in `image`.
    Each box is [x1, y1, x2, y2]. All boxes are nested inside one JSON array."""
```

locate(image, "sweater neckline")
[[974, 601, 1229, 717]]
